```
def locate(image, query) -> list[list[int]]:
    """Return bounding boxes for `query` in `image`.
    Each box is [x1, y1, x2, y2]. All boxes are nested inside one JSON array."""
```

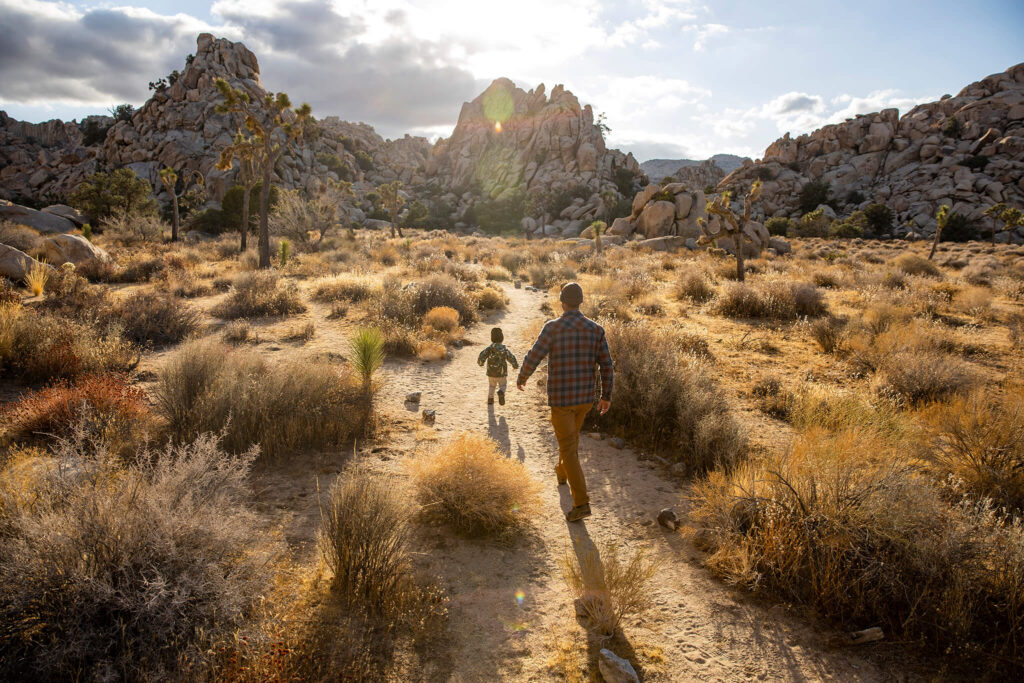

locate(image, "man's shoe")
[[497, 390, 505, 406], [566, 504, 592, 522]]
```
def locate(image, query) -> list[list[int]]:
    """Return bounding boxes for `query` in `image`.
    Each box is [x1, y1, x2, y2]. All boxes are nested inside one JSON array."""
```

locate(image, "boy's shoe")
[[497, 390, 506, 406], [487, 397, 494, 405], [566, 504, 591, 523]]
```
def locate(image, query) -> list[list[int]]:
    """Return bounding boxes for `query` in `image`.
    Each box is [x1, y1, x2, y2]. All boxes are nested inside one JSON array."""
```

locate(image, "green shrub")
[[829, 211, 867, 238], [942, 212, 979, 243], [69, 169, 157, 222], [962, 155, 988, 171], [864, 203, 893, 234], [799, 180, 831, 213], [765, 216, 792, 236], [469, 191, 526, 234], [355, 150, 373, 170], [220, 183, 279, 234]]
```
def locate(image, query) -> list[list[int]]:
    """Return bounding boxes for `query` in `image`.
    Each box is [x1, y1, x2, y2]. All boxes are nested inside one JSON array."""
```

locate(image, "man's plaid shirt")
[[517, 310, 614, 407]]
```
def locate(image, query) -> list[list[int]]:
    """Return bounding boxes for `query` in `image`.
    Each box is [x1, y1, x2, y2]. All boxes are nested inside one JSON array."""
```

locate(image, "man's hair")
[[491, 327, 503, 343], [560, 282, 584, 308]]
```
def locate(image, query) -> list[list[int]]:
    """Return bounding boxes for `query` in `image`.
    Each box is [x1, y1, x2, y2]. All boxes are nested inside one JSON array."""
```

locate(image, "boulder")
[[631, 184, 659, 217], [636, 236, 688, 252], [0, 200, 76, 234], [41, 234, 109, 266], [598, 649, 639, 683], [41, 204, 87, 228], [608, 216, 635, 236], [673, 192, 694, 219], [0, 243, 55, 281], [363, 219, 393, 231], [768, 237, 792, 254], [634, 200, 676, 237]]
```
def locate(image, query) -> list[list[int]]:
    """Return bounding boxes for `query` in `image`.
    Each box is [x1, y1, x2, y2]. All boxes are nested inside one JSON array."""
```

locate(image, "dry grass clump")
[[1, 374, 149, 450], [892, 253, 941, 277], [0, 302, 138, 383], [872, 350, 977, 406], [529, 261, 577, 289], [409, 432, 541, 536], [0, 221, 43, 253], [423, 306, 460, 333], [603, 322, 745, 475], [0, 431, 276, 681], [485, 265, 512, 281], [222, 319, 252, 344], [809, 316, 847, 354], [560, 541, 659, 638], [110, 290, 201, 347], [154, 339, 372, 458], [714, 280, 827, 320], [213, 272, 306, 319], [956, 285, 994, 320], [409, 274, 477, 323], [676, 268, 716, 303], [416, 340, 448, 361], [312, 274, 380, 303], [690, 428, 1024, 662], [24, 259, 49, 296], [476, 285, 508, 311], [924, 389, 1024, 513]]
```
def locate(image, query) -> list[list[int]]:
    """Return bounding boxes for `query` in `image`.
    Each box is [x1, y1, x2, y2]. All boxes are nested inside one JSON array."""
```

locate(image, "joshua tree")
[[215, 78, 311, 268], [983, 202, 1024, 244], [929, 204, 950, 260], [217, 131, 261, 252], [378, 181, 405, 238], [589, 220, 607, 254], [158, 166, 204, 242], [600, 188, 619, 221], [699, 180, 763, 282]]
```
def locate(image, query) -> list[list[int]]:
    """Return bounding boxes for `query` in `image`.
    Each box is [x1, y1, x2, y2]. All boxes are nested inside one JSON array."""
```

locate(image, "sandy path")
[[379, 283, 902, 682]]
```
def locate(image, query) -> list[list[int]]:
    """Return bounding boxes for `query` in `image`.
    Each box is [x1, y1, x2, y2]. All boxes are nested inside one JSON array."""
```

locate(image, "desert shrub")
[[100, 211, 167, 245], [409, 432, 541, 536], [349, 328, 384, 389], [942, 211, 979, 243], [484, 265, 512, 281], [319, 469, 411, 610], [924, 389, 1024, 513], [0, 374, 149, 449], [752, 376, 794, 419], [476, 286, 507, 311], [690, 428, 1024, 662], [809, 316, 847, 354], [416, 340, 447, 361], [873, 350, 977, 406], [0, 432, 276, 681], [377, 319, 418, 357], [676, 268, 715, 303], [560, 541, 659, 638], [270, 189, 336, 245], [222, 319, 251, 344], [528, 262, 577, 289], [0, 303, 137, 383], [796, 208, 831, 237], [23, 259, 48, 296], [765, 216, 792, 236], [69, 168, 157, 222], [864, 203, 893, 234], [956, 285, 994, 320], [118, 255, 168, 282], [470, 191, 526, 234], [312, 274, 379, 302], [499, 250, 531, 275], [423, 306, 460, 333], [220, 183, 279, 234], [810, 268, 843, 288], [714, 280, 826, 320], [892, 253, 941, 277], [154, 339, 371, 458], [799, 180, 831, 213], [603, 322, 745, 474], [407, 274, 476, 323], [110, 291, 201, 346], [213, 272, 306, 319], [828, 211, 866, 238]]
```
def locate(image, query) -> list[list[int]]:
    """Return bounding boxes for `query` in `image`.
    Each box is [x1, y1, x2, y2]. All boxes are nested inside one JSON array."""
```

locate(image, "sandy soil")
[[371, 282, 909, 682]]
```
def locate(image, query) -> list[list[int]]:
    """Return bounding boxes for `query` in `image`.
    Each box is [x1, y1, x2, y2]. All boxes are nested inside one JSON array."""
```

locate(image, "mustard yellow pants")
[[551, 403, 593, 507]]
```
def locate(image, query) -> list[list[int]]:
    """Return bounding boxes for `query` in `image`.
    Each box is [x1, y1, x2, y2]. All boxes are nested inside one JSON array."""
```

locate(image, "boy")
[[478, 327, 518, 405]]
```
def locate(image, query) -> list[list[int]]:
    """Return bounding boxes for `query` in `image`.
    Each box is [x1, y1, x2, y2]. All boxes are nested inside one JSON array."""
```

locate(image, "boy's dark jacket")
[[477, 343, 518, 378]]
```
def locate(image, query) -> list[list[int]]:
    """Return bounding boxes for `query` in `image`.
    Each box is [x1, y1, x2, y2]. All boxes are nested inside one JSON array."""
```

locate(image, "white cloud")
[[692, 23, 729, 51]]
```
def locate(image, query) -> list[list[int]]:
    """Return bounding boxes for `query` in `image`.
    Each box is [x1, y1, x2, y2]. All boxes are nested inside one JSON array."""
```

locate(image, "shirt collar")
[[561, 309, 584, 319]]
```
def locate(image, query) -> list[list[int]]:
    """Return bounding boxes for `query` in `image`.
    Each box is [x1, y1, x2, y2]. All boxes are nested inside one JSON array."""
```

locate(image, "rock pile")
[[426, 78, 644, 237], [718, 61, 1024, 242], [612, 183, 707, 239]]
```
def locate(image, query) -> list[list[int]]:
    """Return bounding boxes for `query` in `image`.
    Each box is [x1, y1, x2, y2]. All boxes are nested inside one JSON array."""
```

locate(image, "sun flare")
[[494, 121, 502, 133]]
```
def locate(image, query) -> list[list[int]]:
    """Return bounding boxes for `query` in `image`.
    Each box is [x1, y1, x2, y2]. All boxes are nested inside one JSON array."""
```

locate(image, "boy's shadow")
[[487, 404, 513, 458]]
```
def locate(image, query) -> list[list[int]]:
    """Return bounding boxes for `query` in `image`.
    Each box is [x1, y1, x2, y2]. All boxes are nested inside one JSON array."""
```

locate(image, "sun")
[[494, 121, 502, 133]]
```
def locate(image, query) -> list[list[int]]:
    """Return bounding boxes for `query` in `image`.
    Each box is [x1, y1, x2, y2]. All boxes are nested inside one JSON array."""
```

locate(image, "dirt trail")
[[380, 283, 897, 682]]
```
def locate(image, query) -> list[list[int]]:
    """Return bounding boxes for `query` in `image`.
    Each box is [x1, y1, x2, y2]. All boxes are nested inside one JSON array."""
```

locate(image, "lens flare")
[[494, 121, 502, 133], [515, 590, 525, 605]]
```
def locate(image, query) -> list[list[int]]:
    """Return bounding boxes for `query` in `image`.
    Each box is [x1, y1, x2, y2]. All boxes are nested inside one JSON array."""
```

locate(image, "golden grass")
[[408, 432, 541, 536], [24, 259, 49, 296]]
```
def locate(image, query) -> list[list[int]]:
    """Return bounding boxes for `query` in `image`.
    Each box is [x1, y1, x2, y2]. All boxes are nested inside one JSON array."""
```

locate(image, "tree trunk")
[[240, 184, 250, 252], [595, 232, 602, 255], [735, 234, 745, 282], [258, 165, 272, 269], [170, 194, 180, 242], [928, 226, 941, 260]]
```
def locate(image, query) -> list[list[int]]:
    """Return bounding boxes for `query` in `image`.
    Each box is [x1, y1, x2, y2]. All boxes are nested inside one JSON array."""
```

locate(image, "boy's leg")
[[488, 376, 498, 403], [497, 378, 507, 405], [550, 404, 593, 507]]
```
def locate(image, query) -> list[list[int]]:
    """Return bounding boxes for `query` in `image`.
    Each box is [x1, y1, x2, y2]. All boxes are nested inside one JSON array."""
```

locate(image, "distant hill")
[[641, 154, 747, 181]]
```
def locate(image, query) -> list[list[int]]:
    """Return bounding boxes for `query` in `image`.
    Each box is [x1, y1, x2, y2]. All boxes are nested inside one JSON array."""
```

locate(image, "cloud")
[[692, 23, 729, 51]]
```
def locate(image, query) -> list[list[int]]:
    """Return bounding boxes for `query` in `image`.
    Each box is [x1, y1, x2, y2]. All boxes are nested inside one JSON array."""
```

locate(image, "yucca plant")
[[24, 259, 49, 296], [349, 327, 385, 390], [929, 204, 950, 261], [278, 239, 290, 268], [590, 220, 607, 255]]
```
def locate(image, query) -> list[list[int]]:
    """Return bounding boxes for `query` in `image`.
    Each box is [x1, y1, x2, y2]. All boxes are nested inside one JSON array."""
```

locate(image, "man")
[[517, 282, 613, 522]]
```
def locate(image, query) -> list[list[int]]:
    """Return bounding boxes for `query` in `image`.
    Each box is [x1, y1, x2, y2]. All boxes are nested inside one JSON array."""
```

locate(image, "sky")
[[1, 0, 1022, 161]]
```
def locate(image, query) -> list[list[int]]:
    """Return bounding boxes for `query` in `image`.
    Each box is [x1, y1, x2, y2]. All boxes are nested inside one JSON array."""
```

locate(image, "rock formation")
[[426, 78, 645, 237], [641, 154, 746, 182], [614, 183, 707, 240], [718, 62, 1024, 242]]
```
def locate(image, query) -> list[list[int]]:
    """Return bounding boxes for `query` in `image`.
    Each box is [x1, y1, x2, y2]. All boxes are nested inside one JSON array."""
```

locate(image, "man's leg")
[[550, 403, 593, 507]]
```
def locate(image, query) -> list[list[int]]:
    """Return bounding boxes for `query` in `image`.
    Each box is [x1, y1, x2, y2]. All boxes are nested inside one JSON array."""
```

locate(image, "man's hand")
[[517, 383, 526, 392], [598, 399, 611, 415]]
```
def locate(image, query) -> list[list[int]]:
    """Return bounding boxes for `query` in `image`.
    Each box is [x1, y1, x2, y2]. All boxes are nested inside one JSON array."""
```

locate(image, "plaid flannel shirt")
[[517, 310, 614, 407]]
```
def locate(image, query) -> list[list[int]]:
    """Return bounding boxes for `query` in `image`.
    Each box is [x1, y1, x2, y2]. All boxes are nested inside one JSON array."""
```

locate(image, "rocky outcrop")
[[622, 183, 706, 238], [0, 200, 76, 233], [673, 159, 726, 191], [427, 78, 644, 236], [641, 154, 746, 182], [719, 61, 1024, 242], [41, 234, 109, 267], [0, 243, 54, 282]]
